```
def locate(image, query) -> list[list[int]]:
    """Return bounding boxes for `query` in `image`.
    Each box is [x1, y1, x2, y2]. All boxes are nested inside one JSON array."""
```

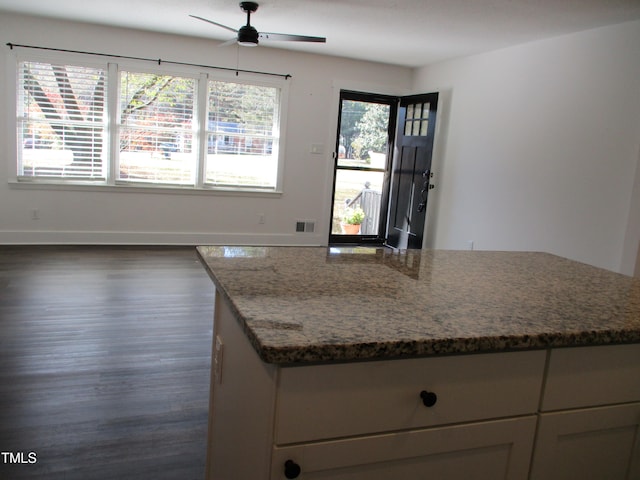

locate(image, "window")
[[206, 81, 280, 188], [404, 102, 430, 137], [15, 56, 285, 192], [18, 61, 107, 179], [118, 71, 196, 185]]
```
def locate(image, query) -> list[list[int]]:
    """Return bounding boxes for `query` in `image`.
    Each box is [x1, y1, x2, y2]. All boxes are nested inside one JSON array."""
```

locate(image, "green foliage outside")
[[342, 206, 365, 225], [340, 100, 390, 162]]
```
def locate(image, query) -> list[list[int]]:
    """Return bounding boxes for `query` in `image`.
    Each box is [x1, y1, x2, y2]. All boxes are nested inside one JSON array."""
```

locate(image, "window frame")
[[8, 50, 288, 196]]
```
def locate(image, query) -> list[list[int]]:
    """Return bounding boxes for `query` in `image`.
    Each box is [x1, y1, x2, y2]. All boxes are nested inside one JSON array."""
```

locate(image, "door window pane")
[[337, 100, 390, 168], [413, 103, 422, 119], [422, 103, 430, 119], [420, 120, 429, 136], [331, 170, 384, 235], [404, 102, 432, 137]]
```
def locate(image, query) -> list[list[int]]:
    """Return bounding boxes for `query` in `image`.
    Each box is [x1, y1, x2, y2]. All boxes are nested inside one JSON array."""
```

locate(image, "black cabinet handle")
[[284, 459, 301, 479], [420, 390, 437, 407]]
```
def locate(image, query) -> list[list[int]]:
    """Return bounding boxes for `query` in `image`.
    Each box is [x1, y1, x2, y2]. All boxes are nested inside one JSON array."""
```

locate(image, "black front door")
[[386, 93, 439, 250]]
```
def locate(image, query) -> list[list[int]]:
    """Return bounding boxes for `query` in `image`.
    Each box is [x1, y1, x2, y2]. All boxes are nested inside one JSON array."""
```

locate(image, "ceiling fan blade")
[[259, 32, 326, 43], [189, 14, 238, 34], [218, 37, 239, 48]]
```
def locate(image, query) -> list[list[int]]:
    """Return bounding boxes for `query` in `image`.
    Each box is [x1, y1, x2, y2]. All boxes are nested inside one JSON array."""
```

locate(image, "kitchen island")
[[197, 246, 640, 479]]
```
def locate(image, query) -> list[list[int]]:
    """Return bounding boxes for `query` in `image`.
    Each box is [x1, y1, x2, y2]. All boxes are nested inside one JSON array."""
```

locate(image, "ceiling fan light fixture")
[[238, 25, 259, 46]]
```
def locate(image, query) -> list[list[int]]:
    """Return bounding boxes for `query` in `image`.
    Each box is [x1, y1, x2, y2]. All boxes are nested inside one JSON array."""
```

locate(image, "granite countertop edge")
[[253, 330, 640, 365], [196, 247, 640, 366], [202, 276, 640, 365]]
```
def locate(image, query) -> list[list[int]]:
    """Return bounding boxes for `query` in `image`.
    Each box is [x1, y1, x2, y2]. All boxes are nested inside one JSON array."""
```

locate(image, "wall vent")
[[295, 220, 315, 233]]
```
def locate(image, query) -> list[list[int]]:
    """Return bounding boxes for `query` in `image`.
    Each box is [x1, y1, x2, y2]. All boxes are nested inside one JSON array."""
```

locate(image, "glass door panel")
[[329, 92, 397, 244], [331, 170, 385, 235]]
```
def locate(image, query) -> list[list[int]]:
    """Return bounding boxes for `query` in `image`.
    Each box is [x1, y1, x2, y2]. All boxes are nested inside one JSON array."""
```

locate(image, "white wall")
[[3, 13, 639, 274], [621, 144, 640, 276], [414, 20, 640, 273], [0, 12, 411, 246]]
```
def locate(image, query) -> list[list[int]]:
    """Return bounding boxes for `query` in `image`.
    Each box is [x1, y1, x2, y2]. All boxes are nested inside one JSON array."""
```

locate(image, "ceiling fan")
[[190, 2, 326, 47]]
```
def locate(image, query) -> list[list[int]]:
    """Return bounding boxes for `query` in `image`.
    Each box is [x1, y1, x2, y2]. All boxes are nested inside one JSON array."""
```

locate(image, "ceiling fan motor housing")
[[238, 25, 259, 45], [238, 1, 259, 45]]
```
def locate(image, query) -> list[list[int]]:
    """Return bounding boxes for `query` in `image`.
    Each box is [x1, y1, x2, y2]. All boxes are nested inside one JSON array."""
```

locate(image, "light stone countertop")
[[196, 246, 640, 364]]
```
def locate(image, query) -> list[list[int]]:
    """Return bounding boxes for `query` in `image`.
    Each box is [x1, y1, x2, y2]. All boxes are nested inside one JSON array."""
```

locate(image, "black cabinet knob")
[[420, 390, 437, 407], [284, 459, 301, 479]]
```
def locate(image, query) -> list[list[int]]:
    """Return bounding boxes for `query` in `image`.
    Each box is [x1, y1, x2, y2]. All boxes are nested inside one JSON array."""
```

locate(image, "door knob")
[[284, 459, 301, 479], [420, 390, 437, 407]]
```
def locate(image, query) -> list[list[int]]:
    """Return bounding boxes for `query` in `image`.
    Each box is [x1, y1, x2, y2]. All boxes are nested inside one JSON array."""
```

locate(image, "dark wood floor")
[[0, 246, 214, 480]]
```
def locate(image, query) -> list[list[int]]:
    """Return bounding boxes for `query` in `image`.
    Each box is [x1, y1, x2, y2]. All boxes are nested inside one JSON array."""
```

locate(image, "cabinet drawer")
[[275, 350, 545, 444], [271, 416, 537, 480], [541, 344, 640, 411]]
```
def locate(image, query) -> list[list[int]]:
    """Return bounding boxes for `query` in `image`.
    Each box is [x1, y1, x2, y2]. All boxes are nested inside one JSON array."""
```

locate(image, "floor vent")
[[296, 220, 315, 233]]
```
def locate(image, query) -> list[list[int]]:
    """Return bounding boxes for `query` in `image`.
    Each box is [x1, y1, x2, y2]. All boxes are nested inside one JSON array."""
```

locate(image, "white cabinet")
[[207, 297, 546, 480], [530, 404, 640, 479], [271, 348, 545, 479], [205, 298, 278, 480], [205, 297, 640, 480], [530, 344, 640, 480]]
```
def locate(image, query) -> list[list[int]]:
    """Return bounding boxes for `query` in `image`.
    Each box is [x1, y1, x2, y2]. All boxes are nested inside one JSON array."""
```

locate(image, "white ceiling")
[[1, 0, 640, 67]]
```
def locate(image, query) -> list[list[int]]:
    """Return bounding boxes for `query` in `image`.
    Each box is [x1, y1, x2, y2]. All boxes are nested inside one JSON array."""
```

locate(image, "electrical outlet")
[[214, 335, 224, 384], [258, 213, 266, 224], [31, 209, 39, 220]]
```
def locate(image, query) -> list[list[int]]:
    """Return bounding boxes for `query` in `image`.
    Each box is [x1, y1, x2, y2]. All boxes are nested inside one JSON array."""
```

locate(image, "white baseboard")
[[0, 230, 327, 246]]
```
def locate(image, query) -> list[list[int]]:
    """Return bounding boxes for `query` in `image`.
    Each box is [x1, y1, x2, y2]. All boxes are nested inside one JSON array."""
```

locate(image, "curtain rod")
[[6, 42, 292, 79]]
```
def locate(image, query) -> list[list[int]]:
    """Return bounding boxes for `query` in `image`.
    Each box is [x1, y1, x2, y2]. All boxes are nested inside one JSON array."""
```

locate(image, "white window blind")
[[206, 81, 279, 188], [17, 61, 107, 178], [15, 55, 285, 193], [118, 71, 196, 185]]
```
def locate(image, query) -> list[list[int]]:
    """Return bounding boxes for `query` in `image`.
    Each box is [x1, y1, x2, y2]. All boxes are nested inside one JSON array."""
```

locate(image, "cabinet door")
[[530, 403, 640, 480], [271, 416, 536, 480]]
